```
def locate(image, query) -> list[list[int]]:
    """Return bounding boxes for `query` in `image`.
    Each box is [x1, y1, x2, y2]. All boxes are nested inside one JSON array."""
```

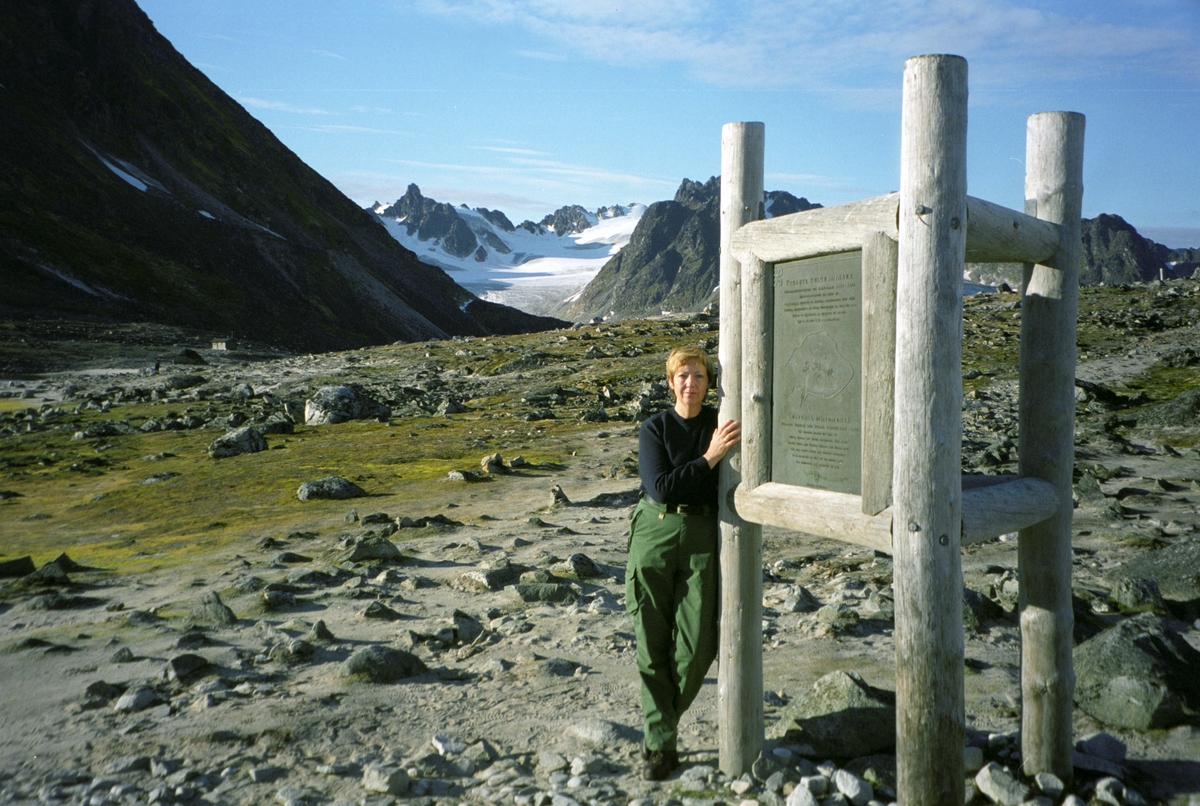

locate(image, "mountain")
[[969, 213, 1199, 289], [1082, 213, 1196, 285], [371, 185, 643, 315], [561, 178, 821, 321], [0, 0, 563, 352]]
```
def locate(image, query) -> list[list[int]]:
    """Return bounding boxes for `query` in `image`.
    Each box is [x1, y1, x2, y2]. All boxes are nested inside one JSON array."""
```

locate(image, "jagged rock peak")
[[540, 205, 596, 237], [765, 190, 822, 218], [673, 177, 720, 210], [1082, 213, 1170, 285], [596, 204, 630, 219], [378, 184, 478, 259], [475, 207, 516, 232]]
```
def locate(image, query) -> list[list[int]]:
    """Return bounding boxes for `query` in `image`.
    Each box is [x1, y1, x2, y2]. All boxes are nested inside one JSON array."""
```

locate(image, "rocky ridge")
[[560, 179, 821, 322], [0, 0, 560, 350]]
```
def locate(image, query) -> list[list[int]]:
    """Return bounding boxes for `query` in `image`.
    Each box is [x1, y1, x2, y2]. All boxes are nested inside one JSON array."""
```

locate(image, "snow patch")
[[99, 156, 147, 191], [35, 264, 124, 300], [199, 210, 215, 220]]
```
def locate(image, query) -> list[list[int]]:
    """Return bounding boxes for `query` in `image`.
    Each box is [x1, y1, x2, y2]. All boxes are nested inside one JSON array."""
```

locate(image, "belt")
[[642, 497, 714, 517]]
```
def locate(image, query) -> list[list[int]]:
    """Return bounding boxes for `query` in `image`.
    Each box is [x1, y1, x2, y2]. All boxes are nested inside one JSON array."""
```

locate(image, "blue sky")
[[138, 0, 1200, 247]]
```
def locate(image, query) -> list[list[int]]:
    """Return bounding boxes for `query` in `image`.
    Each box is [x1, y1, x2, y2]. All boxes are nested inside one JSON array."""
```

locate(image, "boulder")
[[1106, 536, 1200, 601], [258, 414, 294, 435], [338, 645, 427, 683], [0, 556, 36, 578], [963, 587, 1006, 630], [333, 536, 402, 563], [771, 671, 896, 757], [297, 476, 367, 501], [552, 553, 603, 578], [188, 592, 237, 626], [1074, 612, 1200, 729], [304, 385, 390, 425], [480, 453, 507, 474], [208, 426, 266, 458], [164, 653, 209, 682], [504, 583, 577, 604]]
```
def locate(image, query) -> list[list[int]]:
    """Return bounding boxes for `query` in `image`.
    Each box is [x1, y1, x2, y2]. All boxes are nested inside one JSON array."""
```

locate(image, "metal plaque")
[[771, 251, 862, 494]]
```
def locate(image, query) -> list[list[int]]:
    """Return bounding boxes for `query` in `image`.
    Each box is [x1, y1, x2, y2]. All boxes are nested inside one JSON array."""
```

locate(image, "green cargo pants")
[[625, 497, 719, 754]]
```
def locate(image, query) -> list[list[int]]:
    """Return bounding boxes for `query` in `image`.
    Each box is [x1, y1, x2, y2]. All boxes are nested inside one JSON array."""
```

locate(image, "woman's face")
[[669, 360, 709, 408]]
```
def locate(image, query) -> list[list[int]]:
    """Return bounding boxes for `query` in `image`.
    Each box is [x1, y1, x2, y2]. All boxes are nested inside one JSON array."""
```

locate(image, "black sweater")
[[638, 406, 718, 507]]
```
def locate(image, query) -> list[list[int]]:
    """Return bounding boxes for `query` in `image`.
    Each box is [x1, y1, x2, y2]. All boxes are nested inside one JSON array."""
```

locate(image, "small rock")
[[504, 583, 576, 604], [262, 590, 297, 610], [481, 453, 508, 474], [114, 687, 160, 713], [832, 769, 872, 806], [785, 785, 818, 806], [189, 591, 237, 626], [297, 476, 367, 501], [104, 756, 151, 774], [550, 485, 571, 506], [248, 766, 285, 783], [305, 385, 390, 425], [552, 553, 603, 579], [362, 763, 409, 794], [334, 535, 403, 563], [1033, 771, 1064, 798], [963, 745, 983, 773], [362, 601, 402, 620], [1093, 776, 1125, 806], [275, 784, 309, 806], [307, 620, 335, 642], [1110, 577, 1167, 613], [338, 645, 427, 683], [538, 752, 569, 773], [164, 653, 209, 682], [973, 762, 1029, 806], [208, 426, 267, 458]]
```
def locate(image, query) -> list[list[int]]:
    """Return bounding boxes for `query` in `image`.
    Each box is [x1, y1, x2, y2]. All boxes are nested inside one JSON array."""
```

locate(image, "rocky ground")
[[1, 280, 1200, 806]]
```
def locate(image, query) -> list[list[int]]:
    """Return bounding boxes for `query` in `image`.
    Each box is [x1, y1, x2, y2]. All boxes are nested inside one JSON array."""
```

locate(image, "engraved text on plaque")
[[771, 251, 862, 494]]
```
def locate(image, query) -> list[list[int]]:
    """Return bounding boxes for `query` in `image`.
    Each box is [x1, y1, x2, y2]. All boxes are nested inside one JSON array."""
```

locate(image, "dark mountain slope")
[[0, 0, 562, 350], [562, 178, 820, 321]]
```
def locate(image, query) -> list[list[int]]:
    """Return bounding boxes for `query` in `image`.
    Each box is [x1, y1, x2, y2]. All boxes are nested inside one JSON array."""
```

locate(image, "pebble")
[[113, 687, 159, 713], [362, 764, 409, 795], [248, 766, 285, 783], [832, 769, 872, 806]]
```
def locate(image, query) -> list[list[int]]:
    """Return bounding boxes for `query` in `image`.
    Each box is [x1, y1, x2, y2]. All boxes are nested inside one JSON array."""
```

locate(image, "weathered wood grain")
[[1018, 110, 1085, 785], [717, 121, 764, 777]]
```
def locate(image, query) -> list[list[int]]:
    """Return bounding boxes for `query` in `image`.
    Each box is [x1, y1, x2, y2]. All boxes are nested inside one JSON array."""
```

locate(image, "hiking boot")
[[642, 748, 679, 781]]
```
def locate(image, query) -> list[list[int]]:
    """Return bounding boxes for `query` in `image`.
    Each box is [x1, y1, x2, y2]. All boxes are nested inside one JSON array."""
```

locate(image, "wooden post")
[[893, 54, 968, 806], [741, 254, 772, 496], [861, 232, 899, 517], [718, 123, 765, 776], [1018, 111, 1085, 785]]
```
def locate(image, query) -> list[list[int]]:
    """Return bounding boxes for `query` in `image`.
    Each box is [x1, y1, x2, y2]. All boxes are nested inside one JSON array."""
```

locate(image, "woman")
[[626, 345, 741, 780]]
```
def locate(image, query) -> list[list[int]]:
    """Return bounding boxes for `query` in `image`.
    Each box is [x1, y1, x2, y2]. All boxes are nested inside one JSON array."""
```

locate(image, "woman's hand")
[[704, 419, 742, 468]]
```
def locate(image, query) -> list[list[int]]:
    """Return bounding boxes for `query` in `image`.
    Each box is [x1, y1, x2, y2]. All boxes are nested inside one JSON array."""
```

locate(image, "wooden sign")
[[771, 251, 863, 494]]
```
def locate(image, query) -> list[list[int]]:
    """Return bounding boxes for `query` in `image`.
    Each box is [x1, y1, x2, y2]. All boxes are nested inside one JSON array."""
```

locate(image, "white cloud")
[[472, 145, 550, 156], [298, 124, 413, 135], [313, 49, 349, 60], [515, 50, 567, 61], [409, 0, 1200, 90], [239, 96, 335, 115]]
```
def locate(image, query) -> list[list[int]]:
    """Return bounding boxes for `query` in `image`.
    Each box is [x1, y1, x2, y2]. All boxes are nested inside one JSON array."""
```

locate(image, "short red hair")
[[665, 345, 716, 385]]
